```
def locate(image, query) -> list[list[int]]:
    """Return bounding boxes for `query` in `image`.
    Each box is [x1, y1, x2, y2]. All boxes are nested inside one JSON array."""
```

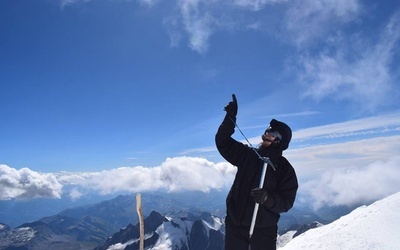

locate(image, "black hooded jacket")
[[216, 115, 298, 228]]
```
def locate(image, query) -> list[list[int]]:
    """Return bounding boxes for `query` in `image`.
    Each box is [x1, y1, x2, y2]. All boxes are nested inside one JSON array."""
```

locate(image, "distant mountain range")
[[0, 191, 226, 228], [0, 191, 345, 249]]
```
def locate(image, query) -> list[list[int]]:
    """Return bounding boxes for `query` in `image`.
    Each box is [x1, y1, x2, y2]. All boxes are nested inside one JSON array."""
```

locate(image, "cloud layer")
[[0, 165, 62, 200], [57, 156, 236, 196], [2, 130, 399, 209], [300, 156, 400, 209], [0, 157, 236, 201]]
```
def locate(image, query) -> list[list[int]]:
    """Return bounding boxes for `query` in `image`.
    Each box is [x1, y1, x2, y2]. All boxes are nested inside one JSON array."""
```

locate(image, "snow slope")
[[280, 191, 400, 249]]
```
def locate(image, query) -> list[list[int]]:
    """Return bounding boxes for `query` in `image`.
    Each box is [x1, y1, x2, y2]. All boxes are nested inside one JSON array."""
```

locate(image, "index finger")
[[232, 94, 237, 104]]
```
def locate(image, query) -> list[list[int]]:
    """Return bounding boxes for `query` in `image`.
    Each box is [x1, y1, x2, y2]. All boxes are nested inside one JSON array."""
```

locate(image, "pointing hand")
[[224, 94, 238, 118]]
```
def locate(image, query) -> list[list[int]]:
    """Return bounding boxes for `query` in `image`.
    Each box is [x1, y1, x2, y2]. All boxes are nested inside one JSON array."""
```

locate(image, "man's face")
[[261, 128, 282, 147]]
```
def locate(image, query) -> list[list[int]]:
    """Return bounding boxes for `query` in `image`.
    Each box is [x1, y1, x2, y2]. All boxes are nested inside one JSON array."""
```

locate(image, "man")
[[215, 94, 298, 250]]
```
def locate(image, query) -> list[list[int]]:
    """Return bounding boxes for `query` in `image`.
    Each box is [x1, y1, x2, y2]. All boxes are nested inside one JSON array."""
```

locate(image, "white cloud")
[[59, 0, 90, 9], [297, 11, 400, 112], [68, 188, 84, 201], [162, 0, 290, 53], [179, 1, 215, 54], [292, 112, 400, 141], [56, 156, 236, 194], [285, 135, 400, 207], [0, 157, 235, 201], [283, 0, 361, 46], [242, 112, 400, 148], [137, 0, 159, 7], [232, 0, 287, 11], [57, 166, 162, 194], [0, 165, 62, 200], [286, 135, 400, 176], [300, 156, 400, 209], [158, 156, 235, 192]]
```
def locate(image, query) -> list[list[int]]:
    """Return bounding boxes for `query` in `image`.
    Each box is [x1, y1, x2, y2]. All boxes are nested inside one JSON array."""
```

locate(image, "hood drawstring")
[[227, 116, 277, 171]]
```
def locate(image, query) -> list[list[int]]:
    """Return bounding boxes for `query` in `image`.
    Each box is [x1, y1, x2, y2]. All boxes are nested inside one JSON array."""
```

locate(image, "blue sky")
[[1, 0, 400, 208]]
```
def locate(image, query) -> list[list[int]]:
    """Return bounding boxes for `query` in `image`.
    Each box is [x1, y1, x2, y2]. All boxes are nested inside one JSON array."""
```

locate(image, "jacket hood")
[[269, 119, 292, 151]]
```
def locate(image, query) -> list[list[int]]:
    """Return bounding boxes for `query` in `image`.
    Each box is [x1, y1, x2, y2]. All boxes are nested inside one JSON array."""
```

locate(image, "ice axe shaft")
[[249, 160, 269, 238]]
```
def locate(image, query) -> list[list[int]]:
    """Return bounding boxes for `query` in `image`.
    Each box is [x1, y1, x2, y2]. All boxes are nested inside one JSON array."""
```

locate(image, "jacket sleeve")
[[215, 115, 248, 167], [263, 160, 298, 214]]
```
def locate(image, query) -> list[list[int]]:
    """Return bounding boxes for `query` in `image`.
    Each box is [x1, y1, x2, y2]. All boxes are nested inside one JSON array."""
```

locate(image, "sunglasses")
[[265, 128, 282, 141]]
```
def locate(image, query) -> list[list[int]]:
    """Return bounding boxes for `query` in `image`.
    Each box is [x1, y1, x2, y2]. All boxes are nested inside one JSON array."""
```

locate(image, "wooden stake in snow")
[[136, 193, 144, 250]]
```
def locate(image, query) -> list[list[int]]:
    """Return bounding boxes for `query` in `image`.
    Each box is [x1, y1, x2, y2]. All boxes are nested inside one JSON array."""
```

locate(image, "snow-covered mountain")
[[279, 191, 400, 249], [95, 210, 225, 250], [0, 193, 226, 250]]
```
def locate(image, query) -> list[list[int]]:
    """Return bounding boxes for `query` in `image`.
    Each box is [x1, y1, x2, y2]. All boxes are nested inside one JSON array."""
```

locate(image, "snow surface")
[[277, 230, 297, 248], [202, 215, 224, 238], [107, 233, 154, 250], [280, 191, 400, 250], [152, 217, 193, 249], [107, 240, 135, 250]]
